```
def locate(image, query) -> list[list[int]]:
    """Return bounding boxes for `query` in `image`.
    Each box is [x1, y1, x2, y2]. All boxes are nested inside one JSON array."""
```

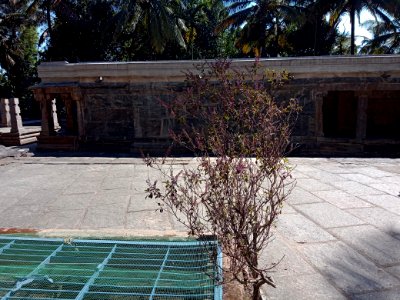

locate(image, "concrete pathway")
[[0, 151, 399, 299]]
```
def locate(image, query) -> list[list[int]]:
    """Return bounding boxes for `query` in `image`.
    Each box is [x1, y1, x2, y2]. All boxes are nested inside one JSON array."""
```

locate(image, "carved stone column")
[[40, 99, 50, 136], [40, 95, 58, 136], [356, 93, 368, 141], [9, 98, 24, 133], [71, 89, 84, 137], [51, 98, 61, 130], [61, 93, 77, 134], [314, 91, 328, 137], [32, 89, 51, 136], [0, 98, 11, 127]]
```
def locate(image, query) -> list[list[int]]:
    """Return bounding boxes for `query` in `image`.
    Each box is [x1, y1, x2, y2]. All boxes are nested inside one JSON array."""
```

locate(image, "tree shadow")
[[314, 227, 400, 299]]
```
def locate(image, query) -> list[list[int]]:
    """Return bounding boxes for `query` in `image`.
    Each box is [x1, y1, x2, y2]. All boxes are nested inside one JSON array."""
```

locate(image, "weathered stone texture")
[[31, 57, 400, 154]]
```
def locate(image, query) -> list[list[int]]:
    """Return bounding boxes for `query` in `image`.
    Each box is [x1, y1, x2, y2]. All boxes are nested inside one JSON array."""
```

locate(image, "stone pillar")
[[40, 96, 57, 136], [314, 91, 328, 137], [61, 94, 76, 134], [32, 89, 59, 137], [71, 90, 84, 137], [0, 98, 11, 127], [356, 94, 368, 141], [39, 98, 50, 136], [9, 98, 24, 133], [51, 98, 61, 130]]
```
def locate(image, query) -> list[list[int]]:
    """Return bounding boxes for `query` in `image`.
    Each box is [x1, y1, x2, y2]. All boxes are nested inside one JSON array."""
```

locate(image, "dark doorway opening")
[[323, 91, 357, 138], [366, 91, 400, 139]]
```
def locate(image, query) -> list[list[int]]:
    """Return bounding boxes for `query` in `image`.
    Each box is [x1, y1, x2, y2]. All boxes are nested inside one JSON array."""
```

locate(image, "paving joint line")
[[272, 231, 350, 299]]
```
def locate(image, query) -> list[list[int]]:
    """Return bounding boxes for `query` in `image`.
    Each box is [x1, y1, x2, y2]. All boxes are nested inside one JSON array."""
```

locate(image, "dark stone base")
[[37, 135, 78, 151]]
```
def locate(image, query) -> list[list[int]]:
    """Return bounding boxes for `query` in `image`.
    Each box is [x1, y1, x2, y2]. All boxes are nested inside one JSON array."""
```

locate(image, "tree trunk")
[[251, 231, 261, 300], [252, 284, 262, 300], [350, 3, 355, 55], [46, 0, 52, 39]]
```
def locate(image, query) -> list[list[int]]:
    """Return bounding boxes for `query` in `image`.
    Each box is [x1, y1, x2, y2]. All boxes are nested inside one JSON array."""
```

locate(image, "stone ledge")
[[36, 55, 400, 84]]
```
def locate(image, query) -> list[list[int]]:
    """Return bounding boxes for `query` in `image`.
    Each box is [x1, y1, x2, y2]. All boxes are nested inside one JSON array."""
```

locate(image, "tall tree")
[[36, 0, 69, 44], [44, 0, 129, 62], [361, 18, 400, 54], [0, 1, 39, 117], [114, 0, 187, 54], [177, 0, 235, 59], [217, 1, 309, 57], [0, 0, 37, 72], [314, 0, 398, 55]]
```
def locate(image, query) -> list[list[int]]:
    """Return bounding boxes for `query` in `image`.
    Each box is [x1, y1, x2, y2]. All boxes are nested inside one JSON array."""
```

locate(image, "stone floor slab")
[[0, 205, 48, 228], [349, 167, 395, 178], [88, 193, 131, 208], [295, 178, 335, 192], [287, 187, 324, 205], [378, 175, 400, 184], [126, 210, 174, 231], [347, 207, 400, 237], [312, 190, 373, 209], [262, 273, 347, 300], [330, 225, 400, 266], [259, 234, 315, 276], [330, 181, 383, 196], [358, 194, 400, 208], [352, 287, 400, 300], [299, 241, 400, 295], [369, 183, 400, 197], [276, 213, 336, 243], [63, 179, 103, 194], [294, 202, 365, 228], [46, 193, 93, 210], [386, 265, 400, 280], [80, 207, 127, 229], [387, 206, 400, 216], [339, 173, 380, 185], [42, 209, 86, 229], [101, 177, 133, 190], [2, 155, 400, 299]]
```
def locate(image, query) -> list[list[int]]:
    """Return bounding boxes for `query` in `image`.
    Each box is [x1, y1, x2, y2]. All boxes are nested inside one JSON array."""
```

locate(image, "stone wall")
[[79, 83, 176, 152], [31, 56, 400, 155]]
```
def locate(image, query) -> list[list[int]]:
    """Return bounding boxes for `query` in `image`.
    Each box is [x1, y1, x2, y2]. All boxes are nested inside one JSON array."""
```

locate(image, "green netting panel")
[[0, 237, 222, 300]]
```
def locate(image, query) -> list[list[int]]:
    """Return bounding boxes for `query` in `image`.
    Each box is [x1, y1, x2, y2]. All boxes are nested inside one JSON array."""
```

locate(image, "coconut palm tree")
[[361, 18, 400, 54], [177, 0, 226, 59], [313, 0, 399, 55], [0, 0, 38, 72], [114, 0, 187, 53], [217, 0, 306, 57]]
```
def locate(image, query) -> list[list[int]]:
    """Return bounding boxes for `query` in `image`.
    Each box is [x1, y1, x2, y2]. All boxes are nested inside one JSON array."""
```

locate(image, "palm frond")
[[216, 5, 256, 32]]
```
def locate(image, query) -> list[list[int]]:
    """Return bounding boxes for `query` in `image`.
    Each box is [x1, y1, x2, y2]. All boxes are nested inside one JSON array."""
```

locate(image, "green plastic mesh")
[[0, 237, 222, 300]]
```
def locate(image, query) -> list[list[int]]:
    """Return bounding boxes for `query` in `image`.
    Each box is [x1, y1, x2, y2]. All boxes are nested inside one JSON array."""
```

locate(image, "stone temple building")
[[31, 55, 400, 155]]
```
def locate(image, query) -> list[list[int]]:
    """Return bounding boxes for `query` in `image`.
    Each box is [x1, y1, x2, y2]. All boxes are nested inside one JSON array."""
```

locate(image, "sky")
[[338, 10, 374, 45]]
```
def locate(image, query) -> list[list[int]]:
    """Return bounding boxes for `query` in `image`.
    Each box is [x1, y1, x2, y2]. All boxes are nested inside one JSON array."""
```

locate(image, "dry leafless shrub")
[[145, 59, 301, 300]]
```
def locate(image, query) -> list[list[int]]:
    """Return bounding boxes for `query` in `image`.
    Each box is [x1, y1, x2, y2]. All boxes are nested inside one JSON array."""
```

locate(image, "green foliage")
[[8, 26, 39, 117], [218, 0, 340, 57], [0, 1, 39, 118], [43, 0, 236, 61], [361, 18, 400, 54], [313, 0, 400, 54], [219, 0, 400, 56], [43, 0, 121, 62]]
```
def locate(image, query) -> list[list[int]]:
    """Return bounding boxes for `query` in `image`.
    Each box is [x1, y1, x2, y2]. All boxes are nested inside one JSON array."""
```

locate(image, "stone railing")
[[0, 98, 41, 146], [0, 98, 11, 127]]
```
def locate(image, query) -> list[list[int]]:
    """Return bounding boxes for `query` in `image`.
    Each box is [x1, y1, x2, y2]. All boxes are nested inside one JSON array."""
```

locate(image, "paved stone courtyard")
[[0, 150, 400, 299]]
